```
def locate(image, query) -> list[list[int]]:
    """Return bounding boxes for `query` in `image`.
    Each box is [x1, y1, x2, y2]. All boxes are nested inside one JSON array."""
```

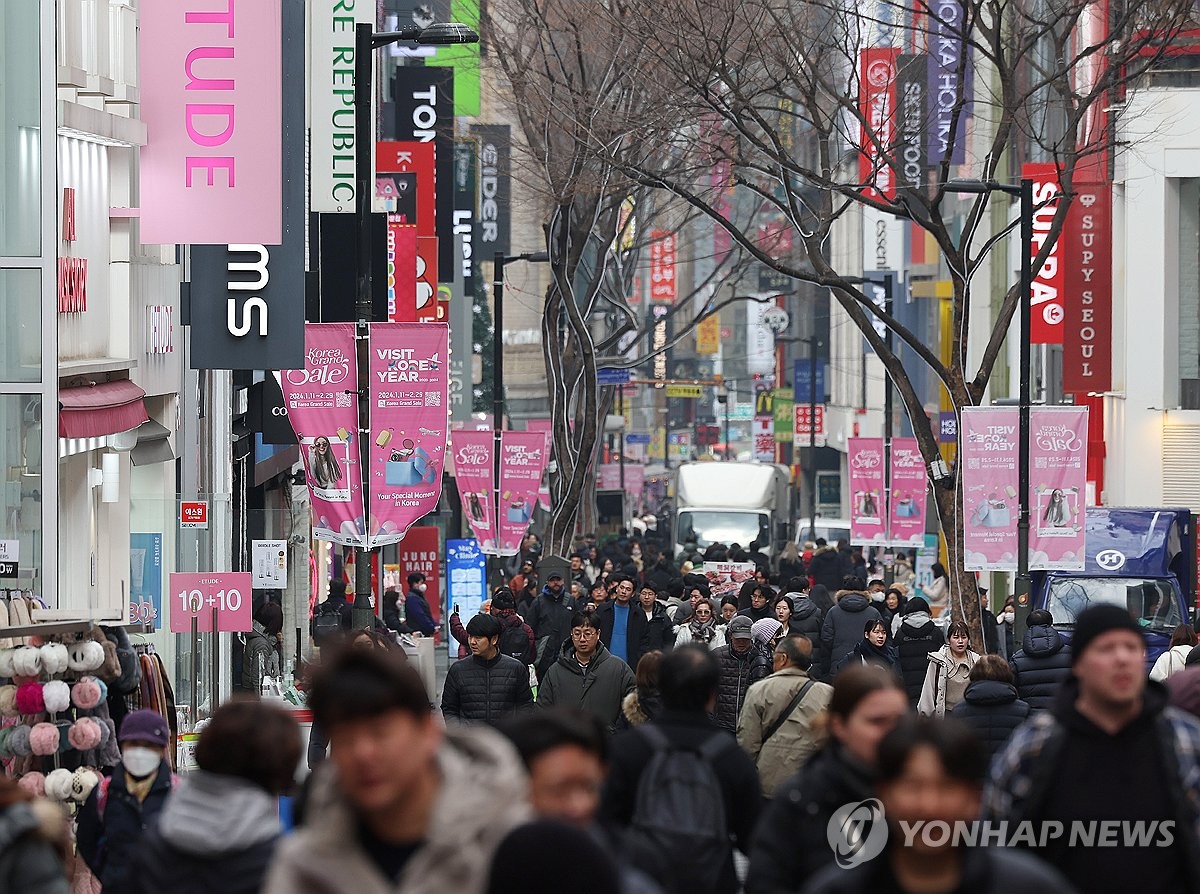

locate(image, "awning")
[[58, 380, 149, 439], [130, 418, 175, 466]]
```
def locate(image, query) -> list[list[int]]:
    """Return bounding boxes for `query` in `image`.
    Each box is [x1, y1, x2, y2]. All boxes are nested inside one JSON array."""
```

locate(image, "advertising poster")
[[597, 464, 645, 497], [129, 534, 163, 629], [451, 429, 496, 551], [278, 324, 365, 546], [251, 540, 288, 589], [446, 539, 488, 644], [1028, 407, 1088, 570], [888, 438, 927, 547], [169, 572, 253, 634], [753, 416, 775, 462], [497, 431, 549, 555], [396, 527, 441, 625], [367, 323, 450, 549], [961, 407, 1019, 571], [848, 438, 888, 545], [695, 563, 757, 601]]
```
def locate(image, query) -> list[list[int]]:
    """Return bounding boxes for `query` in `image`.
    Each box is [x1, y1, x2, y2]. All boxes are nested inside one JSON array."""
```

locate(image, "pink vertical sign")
[[1029, 407, 1088, 570], [278, 325, 364, 546], [889, 438, 927, 547], [366, 323, 450, 549], [451, 430, 497, 552], [961, 407, 1019, 571], [138, 0, 282, 244], [497, 431, 549, 556], [848, 438, 887, 546], [525, 418, 553, 509]]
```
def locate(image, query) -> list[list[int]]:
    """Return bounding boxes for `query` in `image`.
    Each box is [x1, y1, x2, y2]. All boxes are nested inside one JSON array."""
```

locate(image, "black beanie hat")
[[488, 821, 619, 894], [1070, 604, 1144, 665]]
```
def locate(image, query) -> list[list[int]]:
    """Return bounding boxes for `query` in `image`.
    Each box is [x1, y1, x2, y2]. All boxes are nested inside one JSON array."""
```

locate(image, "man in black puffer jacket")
[[1009, 609, 1072, 712], [952, 655, 1030, 764], [820, 579, 883, 677], [892, 596, 944, 703], [525, 573, 576, 681], [712, 617, 771, 731], [784, 581, 826, 679], [441, 614, 533, 725]]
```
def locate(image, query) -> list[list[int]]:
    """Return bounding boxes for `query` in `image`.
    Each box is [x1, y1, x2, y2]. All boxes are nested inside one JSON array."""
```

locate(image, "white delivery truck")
[[673, 461, 792, 558]]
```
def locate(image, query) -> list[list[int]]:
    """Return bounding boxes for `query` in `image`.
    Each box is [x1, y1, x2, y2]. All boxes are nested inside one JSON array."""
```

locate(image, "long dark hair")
[[808, 584, 835, 614]]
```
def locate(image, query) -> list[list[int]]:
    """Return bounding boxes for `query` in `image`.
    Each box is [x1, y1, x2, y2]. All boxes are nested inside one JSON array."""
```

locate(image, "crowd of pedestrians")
[[13, 530, 1200, 893]]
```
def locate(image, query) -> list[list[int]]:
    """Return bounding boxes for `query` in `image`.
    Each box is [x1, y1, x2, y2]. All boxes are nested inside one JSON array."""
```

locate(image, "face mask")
[[122, 746, 162, 778], [1002, 611, 1015, 624], [871, 592, 885, 602]]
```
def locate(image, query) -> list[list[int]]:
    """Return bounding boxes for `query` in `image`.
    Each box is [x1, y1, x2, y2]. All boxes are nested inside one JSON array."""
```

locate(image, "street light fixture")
[[349, 22, 480, 630], [943, 176, 1034, 636]]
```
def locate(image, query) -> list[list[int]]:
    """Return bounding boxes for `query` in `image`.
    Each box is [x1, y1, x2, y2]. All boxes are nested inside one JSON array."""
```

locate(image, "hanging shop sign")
[[497, 431, 549, 555], [1023, 162, 1065, 345], [394, 67, 456, 281], [1063, 184, 1112, 393], [888, 438, 927, 547], [251, 539, 288, 589], [848, 438, 888, 546], [471, 125, 511, 256], [169, 572, 253, 633], [859, 47, 901, 200]]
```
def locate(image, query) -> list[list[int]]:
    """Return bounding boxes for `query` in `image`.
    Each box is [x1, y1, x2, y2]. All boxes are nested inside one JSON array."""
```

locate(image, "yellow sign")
[[695, 315, 720, 355], [665, 384, 703, 399], [650, 427, 666, 461]]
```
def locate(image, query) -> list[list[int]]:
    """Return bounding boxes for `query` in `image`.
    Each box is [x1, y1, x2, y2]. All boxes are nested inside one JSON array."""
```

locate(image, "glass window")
[[1180, 180, 1200, 406], [1046, 577, 1182, 634], [0, 395, 42, 590], [0, 0, 41, 257], [0, 270, 40, 381]]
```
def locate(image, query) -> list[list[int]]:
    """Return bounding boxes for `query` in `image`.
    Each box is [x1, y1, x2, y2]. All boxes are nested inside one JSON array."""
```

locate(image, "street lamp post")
[[945, 178, 1034, 636], [349, 22, 478, 630]]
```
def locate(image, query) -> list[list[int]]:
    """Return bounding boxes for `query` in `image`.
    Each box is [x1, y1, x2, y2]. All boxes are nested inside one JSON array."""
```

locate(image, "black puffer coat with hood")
[[1010, 624, 1072, 712], [893, 599, 945, 703], [951, 679, 1031, 763], [784, 594, 826, 677], [820, 592, 883, 677]]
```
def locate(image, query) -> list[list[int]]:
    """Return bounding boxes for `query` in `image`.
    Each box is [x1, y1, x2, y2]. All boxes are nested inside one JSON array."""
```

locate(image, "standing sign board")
[[446, 539, 488, 636]]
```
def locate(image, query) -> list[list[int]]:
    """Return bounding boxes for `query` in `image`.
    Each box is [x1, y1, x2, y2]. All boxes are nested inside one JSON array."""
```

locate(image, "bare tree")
[[518, 0, 1190, 641]]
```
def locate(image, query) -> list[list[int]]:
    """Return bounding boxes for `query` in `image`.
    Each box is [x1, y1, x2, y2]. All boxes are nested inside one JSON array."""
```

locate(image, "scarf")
[[689, 617, 717, 644], [855, 637, 895, 667]]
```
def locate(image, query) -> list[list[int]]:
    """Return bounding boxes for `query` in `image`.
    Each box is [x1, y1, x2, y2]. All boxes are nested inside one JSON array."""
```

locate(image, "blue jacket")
[[404, 588, 437, 635], [77, 761, 175, 894]]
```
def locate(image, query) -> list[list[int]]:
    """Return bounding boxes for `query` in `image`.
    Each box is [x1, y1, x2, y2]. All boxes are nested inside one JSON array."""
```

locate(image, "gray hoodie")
[[157, 771, 280, 856]]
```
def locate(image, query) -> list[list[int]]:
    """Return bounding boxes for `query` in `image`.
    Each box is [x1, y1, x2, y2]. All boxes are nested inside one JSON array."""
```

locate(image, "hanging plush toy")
[[14, 682, 44, 715], [67, 640, 105, 673], [0, 649, 16, 679], [11, 647, 41, 678], [17, 772, 46, 798], [8, 725, 32, 758], [69, 767, 101, 803], [38, 643, 70, 676], [44, 768, 74, 802], [67, 717, 102, 752], [0, 685, 18, 717], [28, 722, 60, 756], [42, 680, 70, 716], [71, 676, 107, 711]]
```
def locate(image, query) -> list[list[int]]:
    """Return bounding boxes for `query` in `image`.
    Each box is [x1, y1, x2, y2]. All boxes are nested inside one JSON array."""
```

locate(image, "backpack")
[[498, 623, 529, 663], [627, 725, 733, 894], [313, 602, 344, 645]]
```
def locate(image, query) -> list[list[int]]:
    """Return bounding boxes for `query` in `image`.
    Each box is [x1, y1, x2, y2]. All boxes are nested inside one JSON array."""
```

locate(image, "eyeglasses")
[[571, 629, 599, 639]]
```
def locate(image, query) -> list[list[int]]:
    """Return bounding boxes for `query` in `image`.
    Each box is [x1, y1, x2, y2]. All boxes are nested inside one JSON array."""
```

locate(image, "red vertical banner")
[[388, 222, 418, 323], [859, 48, 901, 201], [848, 437, 888, 545], [396, 527, 442, 624], [1023, 162, 1065, 344], [1063, 184, 1112, 393], [648, 230, 677, 303]]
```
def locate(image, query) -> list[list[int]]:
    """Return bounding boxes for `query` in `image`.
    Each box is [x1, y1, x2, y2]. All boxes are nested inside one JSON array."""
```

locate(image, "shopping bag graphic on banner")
[[506, 500, 532, 524], [385, 445, 437, 488]]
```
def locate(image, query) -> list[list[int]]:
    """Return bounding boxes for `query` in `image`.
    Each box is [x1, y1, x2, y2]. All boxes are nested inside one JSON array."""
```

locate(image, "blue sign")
[[445, 539, 488, 633], [597, 367, 632, 386], [939, 411, 959, 443], [793, 360, 827, 404], [625, 432, 651, 445], [129, 533, 163, 629]]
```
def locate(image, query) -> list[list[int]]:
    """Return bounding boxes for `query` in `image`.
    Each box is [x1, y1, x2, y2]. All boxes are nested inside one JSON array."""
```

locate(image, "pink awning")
[[59, 380, 150, 439]]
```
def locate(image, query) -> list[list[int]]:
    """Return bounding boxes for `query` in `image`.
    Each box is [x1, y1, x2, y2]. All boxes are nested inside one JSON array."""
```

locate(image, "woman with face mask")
[[77, 710, 176, 894]]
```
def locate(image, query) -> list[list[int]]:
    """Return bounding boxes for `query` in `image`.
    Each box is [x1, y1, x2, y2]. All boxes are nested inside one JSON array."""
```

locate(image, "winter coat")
[[785, 595, 825, 677], [893, 609, 946, 703], [634, 603, 677, 666], [383, 594, 411, 636], [673, 622, 726, 650], [807, 548, 844, 593], [1151, 644, 1193, 682], [917, 646, 981, 717], [524, 587, 577, 680], [922, 574, 948, 607], [537, 642, 636, 732], [712, 643, 771, 732], [448, 612, 471, 660], [0, 801, 68, 894], [495, 611, 536, 666], [643, 562, 676, 592], [309, 597, 352, 640], [981, 607, 1003, 655], [593, 600, 648, 666], [736, 604, 775, 623], [264, 725, 532, 894], [1010, 624, 1073, 712], [819, 592, 883, 677], [404, 589, 437, 636], [951, 680, 1031, 765], [134, 771, 280, 894], [736, 667, 833, 798], [844, 637, 897, 671], [745, 744, 874, 894], [799, 846, 1073, 894], [616, 687, 662, 729], [77, 760, 175, 894], [441, 652, 533, 725], [241, 622, 281, 693], [777, 557, 806, 583]]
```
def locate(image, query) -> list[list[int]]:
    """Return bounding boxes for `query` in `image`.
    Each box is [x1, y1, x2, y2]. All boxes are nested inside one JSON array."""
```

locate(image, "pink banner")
[[848, 438, 887, 546], [451, 430, 497, 552], [525, 419, 553, 510], [169, 573, 253, 633], [1029, 407, 1088, 570], [498, 432, 548, 555], [279, 325, 365, 546], [889, 438, 927, 547], [597, 463, 646, 496], [961, 407, 1019, 571], [138, 1, 281, 244], [367, 323, 450, 549]]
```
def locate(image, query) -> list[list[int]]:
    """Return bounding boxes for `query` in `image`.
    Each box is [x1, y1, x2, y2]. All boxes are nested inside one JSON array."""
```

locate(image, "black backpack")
[[498, 624, 529, 663], [313, 602, 344, 645], [627, 725, 733, 894]]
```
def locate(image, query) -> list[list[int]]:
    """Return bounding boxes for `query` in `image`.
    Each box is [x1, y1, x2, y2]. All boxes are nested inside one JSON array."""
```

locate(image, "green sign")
[[773, 388, 794, 443], [432, 0, 481, 116]]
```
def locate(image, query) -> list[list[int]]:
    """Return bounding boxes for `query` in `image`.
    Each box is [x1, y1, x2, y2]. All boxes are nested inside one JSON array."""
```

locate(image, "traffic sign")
[[169, 572, 253, 633], [665, 384, 703, 399], [597, 367, 632, 386], [179, 501, 209, 529]]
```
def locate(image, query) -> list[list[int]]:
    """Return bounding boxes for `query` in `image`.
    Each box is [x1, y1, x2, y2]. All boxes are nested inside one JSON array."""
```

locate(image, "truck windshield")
[[677, 511, 769, 548], [1045, 578, 1182, 633]]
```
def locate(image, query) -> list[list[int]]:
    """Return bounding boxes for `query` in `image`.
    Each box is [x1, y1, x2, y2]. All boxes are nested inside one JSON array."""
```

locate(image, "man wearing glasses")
[[538, 613, 635, 733]]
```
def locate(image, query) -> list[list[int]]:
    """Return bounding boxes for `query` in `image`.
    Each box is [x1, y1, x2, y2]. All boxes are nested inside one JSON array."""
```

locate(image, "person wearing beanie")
[[982, 604, 1200, 893], [441, 612, 533, 726], [77, 709, 175, 894], [490, 588, 537, 665]]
